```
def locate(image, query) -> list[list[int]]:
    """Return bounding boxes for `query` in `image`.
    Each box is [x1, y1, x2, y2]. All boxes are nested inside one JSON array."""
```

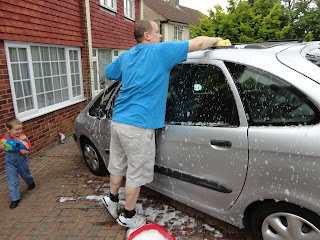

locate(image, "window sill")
[[18, 97, 87, 122], [100, 6, 117, 15]]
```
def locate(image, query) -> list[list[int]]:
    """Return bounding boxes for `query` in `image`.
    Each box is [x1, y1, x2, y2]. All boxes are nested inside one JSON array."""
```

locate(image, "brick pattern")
[[0, 139, 253, 239], [90, 0, 139, 49], [0, 0, 83, 46]]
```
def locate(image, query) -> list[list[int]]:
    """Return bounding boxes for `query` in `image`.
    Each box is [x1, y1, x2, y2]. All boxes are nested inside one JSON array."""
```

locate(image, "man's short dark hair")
[[134, 20, 153, 43]]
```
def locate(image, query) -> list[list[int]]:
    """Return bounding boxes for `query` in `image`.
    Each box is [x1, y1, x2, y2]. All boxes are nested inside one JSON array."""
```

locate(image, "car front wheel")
[[81, 139, 108, 176], [250, 201, 320, 240]]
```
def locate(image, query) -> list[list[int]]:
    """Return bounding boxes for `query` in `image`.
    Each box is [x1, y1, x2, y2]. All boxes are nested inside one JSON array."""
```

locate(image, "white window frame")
[[5, 41, 84, 122], [100, 0, 117, 12], [174, 25, 184, 41], [124, 0, 135, 20]]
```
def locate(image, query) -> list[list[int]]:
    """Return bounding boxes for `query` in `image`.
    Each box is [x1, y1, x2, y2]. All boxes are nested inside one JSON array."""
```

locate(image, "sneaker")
[[10, 199, 20, 209], [117, 212, 146, 228], [102, 196, 118, 219], [28, 182, 35, 190]]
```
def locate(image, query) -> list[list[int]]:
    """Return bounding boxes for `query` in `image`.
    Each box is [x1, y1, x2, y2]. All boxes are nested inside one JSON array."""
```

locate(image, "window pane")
[[17, 99, 25, 113], [46, 92, 54, 106], [14, 82, 23, 98], [54, 90, 62, 103], [226, 62, 318, 125], [31, 46, 40, 61], [42, 63, 51, 76], [40, 47, 49, 61], [53, 77, 61, 90], [75, 74, 80, 85], [9, 48, 18, 62], [23, 80, 32, 96], [75, 62, 79, 73], [58, 48, 65, 60], [11, 64, 21, 80], [18, 48, 27, 61], [33, 63, 42, 78], [62, 89, 69, 101], [70, 62, 75, 73], [44, 77, 53, 91], [25, 97, 33, 110], [71, 75, 75, 86], [35, 78, 44, 93], [50, 47, 58, 61], [73, 51, 78, 61], [37, 94, 46, 108], [20, 63, 29, 79], [166, 64, 238, 126], [51, 62, 59, 75], [69, 51, 74, 60], [59, 62, 66, 74], [306, 48, 320, 67], [61, 75, 68, 88]]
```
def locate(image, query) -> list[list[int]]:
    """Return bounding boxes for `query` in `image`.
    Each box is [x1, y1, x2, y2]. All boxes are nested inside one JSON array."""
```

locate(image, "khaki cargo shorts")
[[108, 122, 156, 187]]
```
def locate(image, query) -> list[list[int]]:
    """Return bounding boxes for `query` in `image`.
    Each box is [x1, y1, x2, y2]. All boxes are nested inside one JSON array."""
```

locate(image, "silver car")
[[73, 41, 320, 240]]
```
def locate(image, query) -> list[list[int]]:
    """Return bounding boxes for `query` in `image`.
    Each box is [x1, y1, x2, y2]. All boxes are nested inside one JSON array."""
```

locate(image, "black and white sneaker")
[[117, 212, 146, 228], [102, 196, 118, 219]]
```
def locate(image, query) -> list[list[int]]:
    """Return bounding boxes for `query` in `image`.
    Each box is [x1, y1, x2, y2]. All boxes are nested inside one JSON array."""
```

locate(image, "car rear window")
[[226, 62, 320, 126], [306, 48, 320, 67]]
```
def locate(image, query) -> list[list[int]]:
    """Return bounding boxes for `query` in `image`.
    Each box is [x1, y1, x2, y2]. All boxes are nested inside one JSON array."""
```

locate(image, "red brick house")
[[0, 0, 141, 172]]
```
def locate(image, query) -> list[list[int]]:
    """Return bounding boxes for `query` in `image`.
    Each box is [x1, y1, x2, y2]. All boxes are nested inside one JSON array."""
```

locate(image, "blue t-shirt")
[[105, 41, 189, 129]]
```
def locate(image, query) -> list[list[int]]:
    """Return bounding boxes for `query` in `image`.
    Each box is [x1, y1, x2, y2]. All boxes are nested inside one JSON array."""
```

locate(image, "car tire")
[[81, 138, 108, 176], [250, 201, 320, 240]]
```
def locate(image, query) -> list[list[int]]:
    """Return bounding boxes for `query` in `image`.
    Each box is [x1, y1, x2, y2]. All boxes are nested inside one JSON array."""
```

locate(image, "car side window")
[[88, 81, 120, 119], [166, 64, 239, 126], [226, 62, 319, 126]]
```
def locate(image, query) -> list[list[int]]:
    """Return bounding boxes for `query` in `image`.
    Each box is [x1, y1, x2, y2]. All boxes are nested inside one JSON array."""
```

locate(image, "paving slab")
[[0, 137, 253, 240]]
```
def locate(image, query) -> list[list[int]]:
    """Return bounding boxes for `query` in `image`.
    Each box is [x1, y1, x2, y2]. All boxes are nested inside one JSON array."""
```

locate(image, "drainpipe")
[[85, 0, 94, 98], [140, 0, 143, 20]]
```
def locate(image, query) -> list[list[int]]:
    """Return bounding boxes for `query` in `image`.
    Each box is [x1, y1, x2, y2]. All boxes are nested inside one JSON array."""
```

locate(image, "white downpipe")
[[140, 0, 143, 19], [85, 0, 94, 98]]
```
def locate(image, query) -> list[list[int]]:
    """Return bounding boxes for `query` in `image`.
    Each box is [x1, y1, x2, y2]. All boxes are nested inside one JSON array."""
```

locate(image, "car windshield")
[[305, 47, 320, 67]]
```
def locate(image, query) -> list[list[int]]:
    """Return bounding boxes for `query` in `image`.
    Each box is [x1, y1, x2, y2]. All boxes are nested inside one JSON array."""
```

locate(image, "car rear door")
[[147, 62, 249, 211]]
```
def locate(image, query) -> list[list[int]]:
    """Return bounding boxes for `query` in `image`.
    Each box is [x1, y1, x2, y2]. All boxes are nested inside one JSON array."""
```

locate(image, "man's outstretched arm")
[[188, 36, 223, 52]]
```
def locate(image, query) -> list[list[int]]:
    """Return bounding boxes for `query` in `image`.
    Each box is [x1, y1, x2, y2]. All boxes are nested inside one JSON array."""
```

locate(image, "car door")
[[226, 61, 320, 203], [147, 63, 249, 211], [87, 81, 121, 164]]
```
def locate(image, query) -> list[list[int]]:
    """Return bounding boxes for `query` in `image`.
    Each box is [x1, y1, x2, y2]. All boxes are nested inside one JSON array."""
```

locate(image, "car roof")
[[187, 41, 320, 83]]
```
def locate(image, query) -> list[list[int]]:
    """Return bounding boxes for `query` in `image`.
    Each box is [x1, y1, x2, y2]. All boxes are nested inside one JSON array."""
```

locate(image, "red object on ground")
[[128, 223, 176, 240]]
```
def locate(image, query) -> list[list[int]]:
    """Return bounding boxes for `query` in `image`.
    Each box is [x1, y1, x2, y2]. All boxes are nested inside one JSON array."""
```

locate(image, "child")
[[0, 118, 35, 208]]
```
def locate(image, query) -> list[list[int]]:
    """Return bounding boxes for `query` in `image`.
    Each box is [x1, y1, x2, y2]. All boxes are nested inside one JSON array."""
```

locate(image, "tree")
[[282, 0, 320, 40], [191, 0, 290, 43]]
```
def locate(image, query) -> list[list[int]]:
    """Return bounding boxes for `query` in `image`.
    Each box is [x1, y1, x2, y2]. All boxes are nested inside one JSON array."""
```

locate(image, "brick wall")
[[90, 0, 139, 49], [0, 0, 83, 46], [0, 40, 87, 172]]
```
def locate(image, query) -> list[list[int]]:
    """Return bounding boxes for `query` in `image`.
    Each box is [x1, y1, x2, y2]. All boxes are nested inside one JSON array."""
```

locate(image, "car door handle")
[[210, 140, 232, 148]]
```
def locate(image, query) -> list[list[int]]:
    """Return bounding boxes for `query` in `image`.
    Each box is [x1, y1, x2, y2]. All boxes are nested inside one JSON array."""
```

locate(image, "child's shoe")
[[28, 181, 35, 190], [102, 195, 118, 219], [10, 199, 20, 209], [117, 212, 146, 228]]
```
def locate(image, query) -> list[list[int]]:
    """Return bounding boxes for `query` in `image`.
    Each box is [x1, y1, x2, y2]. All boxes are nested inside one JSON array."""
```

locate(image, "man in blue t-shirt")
[[102, 20, 223, 229]]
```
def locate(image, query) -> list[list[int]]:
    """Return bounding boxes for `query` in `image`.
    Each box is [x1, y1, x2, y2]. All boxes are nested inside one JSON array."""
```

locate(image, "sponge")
[[213, 39, 231, 47]]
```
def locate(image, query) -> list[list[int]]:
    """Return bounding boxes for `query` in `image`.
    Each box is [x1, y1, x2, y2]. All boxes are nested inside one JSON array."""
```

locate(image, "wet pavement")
[[0, 137, 253, 240]]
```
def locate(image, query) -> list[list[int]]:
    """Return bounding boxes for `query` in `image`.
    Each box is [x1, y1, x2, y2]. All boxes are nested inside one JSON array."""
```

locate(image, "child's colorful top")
[[0, 133, 31, 154]]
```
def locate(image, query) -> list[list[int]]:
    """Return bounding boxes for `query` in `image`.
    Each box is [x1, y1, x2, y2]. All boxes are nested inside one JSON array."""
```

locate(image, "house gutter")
[[85, 0, 94, 98]]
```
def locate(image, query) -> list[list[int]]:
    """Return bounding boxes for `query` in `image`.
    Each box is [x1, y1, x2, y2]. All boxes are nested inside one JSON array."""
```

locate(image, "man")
[[102, 20, 223, 229]]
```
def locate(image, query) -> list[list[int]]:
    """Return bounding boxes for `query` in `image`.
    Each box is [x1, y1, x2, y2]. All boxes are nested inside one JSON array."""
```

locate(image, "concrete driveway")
[[0, 137, 253, 240]]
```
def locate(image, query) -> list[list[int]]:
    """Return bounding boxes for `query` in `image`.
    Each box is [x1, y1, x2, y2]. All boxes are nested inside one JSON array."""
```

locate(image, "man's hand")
[[188, 36, 223, 52]]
